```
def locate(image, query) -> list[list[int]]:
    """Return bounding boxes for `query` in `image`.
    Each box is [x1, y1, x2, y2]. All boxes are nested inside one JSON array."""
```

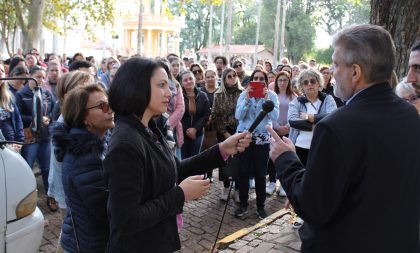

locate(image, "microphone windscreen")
[[262, 100, 275, 113]]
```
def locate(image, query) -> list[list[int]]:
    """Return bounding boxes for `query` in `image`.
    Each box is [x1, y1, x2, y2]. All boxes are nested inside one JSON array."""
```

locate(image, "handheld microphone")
[[247, 100, 275, 133]]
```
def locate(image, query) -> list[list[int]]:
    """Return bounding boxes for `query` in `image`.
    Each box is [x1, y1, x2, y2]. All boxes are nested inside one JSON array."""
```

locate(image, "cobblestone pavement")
[[217, 213, 301, 253], [37, 170, 294, 253]]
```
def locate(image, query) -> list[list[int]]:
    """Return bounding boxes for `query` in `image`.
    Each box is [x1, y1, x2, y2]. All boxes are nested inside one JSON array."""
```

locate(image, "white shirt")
[[295, 99, 321, 149]]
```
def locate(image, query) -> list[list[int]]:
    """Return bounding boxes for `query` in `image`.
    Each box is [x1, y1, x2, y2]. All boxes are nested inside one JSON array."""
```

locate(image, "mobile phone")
[[249, 81, 265, 98]]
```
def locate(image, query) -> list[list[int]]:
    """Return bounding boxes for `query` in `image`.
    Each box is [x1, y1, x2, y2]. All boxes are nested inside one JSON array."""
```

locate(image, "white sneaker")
[[249, 179, 255, 189], [278, 186, 287, 197], [266, 182, 276, 195], [220, 187, 229, 201], [234, 190, 240, 203]]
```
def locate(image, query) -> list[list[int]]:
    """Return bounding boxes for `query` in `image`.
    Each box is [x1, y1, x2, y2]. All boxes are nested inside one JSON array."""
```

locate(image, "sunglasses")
[[227, 74, 237, 79], [404, 94, 420, 104], [87, 101, 111, 113], [192, 70, 202, 75], [253, 76, 265, 81], [322, 71, 330, 75], [233, 64, 242, 68], [302, 78, 317, 86]]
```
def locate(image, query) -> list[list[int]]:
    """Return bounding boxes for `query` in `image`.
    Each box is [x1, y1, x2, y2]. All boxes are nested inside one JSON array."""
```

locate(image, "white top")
[[295, 99, 321, 149]]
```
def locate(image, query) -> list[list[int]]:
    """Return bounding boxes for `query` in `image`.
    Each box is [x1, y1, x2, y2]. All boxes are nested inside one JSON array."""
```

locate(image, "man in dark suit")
[[266, 24, 420, 253]]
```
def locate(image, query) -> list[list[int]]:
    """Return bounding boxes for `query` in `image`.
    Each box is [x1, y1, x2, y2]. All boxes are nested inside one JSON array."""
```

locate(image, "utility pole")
[[273, 0, 281, 66], [225, 0, 233, 61], [208, 4, 214, 61], [279, 0, 287, 60], [254, 0, 262, 67], [219, 0, 225, 55], [137, 0, 144, 55]]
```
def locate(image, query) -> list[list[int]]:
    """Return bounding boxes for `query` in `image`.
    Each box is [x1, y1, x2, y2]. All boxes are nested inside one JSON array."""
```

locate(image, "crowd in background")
[[0, 40, 419, 252]]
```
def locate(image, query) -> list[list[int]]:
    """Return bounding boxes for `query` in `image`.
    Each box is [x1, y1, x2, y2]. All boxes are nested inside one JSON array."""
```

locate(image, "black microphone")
[[248, 100, 275, 133]]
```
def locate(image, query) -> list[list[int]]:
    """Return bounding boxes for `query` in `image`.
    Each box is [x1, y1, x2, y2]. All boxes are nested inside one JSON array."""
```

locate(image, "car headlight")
[[16, 190, 37, 219]]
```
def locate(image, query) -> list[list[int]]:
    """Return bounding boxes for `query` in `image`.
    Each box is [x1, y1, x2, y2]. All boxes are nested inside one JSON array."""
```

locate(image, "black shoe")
[[234, 206, 248, 217], [256, 208, 268, 219]]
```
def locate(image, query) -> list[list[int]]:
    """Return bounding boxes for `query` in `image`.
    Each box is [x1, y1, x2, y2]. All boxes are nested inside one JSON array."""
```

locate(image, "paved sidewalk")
[[37, 170, 298, 253], [216, 210, 301, 253]]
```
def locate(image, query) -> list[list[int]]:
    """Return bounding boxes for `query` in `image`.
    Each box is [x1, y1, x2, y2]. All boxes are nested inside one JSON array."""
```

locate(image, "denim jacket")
[[235, 90, 279, 144]]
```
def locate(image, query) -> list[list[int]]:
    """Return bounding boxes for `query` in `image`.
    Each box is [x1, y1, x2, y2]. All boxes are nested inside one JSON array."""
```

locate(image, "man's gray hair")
[[332, 24, 396, 84]]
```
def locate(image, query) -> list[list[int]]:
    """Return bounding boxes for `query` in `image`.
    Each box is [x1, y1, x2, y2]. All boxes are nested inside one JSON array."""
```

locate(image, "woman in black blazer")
[[103, 57, 251, 253]]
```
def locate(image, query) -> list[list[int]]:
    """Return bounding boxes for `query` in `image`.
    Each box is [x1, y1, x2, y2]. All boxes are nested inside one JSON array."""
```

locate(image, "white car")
[[0, 144, 44, 253]]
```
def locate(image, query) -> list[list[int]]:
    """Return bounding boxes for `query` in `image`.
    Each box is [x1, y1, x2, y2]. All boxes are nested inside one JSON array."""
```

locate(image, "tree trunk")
[[14, 0, 46, 53], [370, 0, 420, 78], [137, 0, 143, 55]]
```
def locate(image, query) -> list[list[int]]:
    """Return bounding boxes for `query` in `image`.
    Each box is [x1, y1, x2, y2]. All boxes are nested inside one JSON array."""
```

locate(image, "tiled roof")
[[198, 45, 272, 54]]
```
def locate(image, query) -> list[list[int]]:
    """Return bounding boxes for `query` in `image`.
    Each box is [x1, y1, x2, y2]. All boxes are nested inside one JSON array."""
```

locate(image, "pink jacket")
[[167, 86, 185, 147]]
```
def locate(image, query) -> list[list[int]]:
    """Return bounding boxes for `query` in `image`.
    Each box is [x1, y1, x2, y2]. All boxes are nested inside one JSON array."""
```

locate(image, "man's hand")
[[266, 125, 296, 162], [219, 131, 252, 155]]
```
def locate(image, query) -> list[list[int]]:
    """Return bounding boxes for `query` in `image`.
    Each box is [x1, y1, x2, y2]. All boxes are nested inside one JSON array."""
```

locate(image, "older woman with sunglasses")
[[53, 84, 114, 252], [288, 69, 337, 166], [234, 69, 279, 219]]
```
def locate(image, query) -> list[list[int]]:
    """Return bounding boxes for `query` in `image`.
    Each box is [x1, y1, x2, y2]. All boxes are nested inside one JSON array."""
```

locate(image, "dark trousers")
[[295, 146, 309, 166], [181, 133, 203, 159], [237, 143, 269, 209], [267, 159, 276, 182]]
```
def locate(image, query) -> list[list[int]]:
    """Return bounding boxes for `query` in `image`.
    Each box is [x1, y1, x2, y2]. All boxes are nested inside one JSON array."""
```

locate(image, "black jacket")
[[275, 83, 420, 252], [181, 87, 210, 138], [103, 115, 226, 253], [53, 125, 109, 253]]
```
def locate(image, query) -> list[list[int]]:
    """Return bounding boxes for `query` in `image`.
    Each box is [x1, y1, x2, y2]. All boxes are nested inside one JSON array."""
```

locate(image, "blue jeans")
[[181, 133, 203, 159], [21, 140, 51, 192]]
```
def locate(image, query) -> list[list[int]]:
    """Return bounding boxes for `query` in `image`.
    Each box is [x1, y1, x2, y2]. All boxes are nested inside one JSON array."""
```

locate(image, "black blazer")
[[275, 83, 420, 253], [103, 115, 226, 253]]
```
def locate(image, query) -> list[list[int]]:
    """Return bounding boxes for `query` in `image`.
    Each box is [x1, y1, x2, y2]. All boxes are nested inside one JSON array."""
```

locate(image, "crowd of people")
[[0, 23, 419, 253]]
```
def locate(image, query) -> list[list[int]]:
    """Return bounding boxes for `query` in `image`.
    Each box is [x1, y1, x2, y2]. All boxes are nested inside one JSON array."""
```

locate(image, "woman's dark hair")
[[280, 64, 292, 75], [29, 65, 46, 75], [249, 69, 268, 85], [9, 56, 26, 74], [62, 83, 106, 128], [274, 71, 295, 99], [108, 57, 159, 118], [214, 56, 227, 65], [72, 52, 85, 62], [9, 65, 29, 77]]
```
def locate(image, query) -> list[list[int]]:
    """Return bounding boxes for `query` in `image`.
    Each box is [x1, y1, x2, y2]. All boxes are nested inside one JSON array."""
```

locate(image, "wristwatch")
[[305, 114, 309, 121]]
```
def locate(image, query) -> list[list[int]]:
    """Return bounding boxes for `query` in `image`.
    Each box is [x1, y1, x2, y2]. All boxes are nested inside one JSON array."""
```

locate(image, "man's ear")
[[351, 64, 362, 83]]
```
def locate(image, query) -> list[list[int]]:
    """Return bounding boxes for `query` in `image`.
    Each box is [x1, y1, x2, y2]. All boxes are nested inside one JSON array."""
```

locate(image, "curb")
[[213, 208, 290, 252]]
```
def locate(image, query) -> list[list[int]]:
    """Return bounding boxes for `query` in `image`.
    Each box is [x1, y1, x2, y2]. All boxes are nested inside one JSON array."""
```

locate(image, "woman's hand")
[[263, 87, 269, 100], [219, 131, 252, 155], [186, 128, 197, 140], [246, 85, 253, 100], [179, 175, 210, 201]]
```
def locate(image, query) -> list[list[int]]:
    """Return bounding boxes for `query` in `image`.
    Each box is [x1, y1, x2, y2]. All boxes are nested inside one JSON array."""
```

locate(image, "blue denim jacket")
[[235, 90, 279, 144]]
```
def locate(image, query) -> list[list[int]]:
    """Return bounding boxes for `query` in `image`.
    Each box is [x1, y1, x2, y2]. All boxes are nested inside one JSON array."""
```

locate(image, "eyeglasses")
[[278, 78, 289, 83], [322, 71, 330, 75], [108, 61, 115, 65], [227, 74, 237, 79], [302, 78, 317, 86], [404, 94, 420, 104], [233, 64, 242, 68], [253, 76, 265, 81], [86, 101, 111, 113], [192, 70, 202, 75]]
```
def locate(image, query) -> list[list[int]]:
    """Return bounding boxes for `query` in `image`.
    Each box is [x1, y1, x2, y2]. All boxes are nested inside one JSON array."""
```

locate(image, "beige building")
[[121, 0, 184, 57]]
